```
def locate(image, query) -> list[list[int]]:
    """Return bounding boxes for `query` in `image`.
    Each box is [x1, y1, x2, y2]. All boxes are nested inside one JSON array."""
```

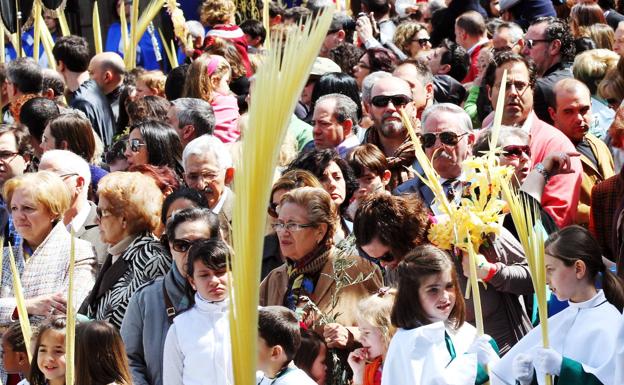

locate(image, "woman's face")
[[169, 220, 213, 278], [320, 161, 346, 207], [96, 196, 127, 245], [409, 29, 431, 57], [40, 124, 57, 154], [498, 135, 531, 186], [10, 188, 56, 248], [124, 128, 149, 168], [353, 54, 371, 89], [276, 202, 326, 260]]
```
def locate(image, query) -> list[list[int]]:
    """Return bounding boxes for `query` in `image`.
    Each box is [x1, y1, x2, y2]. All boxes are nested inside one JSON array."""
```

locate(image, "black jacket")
[[70, 79, 116, 147], [533, 61, 573, 126]]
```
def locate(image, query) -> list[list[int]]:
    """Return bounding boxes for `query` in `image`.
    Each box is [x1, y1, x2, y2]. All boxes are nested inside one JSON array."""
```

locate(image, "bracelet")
[[483, 264, 498, 283], [535, 163, 550, 182]]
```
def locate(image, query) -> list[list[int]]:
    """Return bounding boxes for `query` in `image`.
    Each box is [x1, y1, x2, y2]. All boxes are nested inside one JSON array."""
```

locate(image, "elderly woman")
[[0, 171, 96, 324], [259, 187, 382, 351], [121, 207, 219, 385], [79, 172, 171, 328]]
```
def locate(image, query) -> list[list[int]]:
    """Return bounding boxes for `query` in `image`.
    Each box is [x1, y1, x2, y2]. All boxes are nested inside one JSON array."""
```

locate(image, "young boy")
[[346, 143, 391, 218], [257, 306, 317, 384]]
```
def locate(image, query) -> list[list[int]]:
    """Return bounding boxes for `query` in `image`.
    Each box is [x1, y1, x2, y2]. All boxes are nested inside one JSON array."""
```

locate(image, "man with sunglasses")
[[485, 51, 582, 228], [548, 79, 614, 227], [363, 76, 418, 191], [454, 11, 489, 84], [522, 17, 575, 125], [394, 103, 474, 214]]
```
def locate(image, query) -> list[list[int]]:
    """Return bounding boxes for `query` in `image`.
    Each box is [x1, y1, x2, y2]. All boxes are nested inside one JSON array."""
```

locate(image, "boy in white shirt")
[[256, 306, 317, 385]]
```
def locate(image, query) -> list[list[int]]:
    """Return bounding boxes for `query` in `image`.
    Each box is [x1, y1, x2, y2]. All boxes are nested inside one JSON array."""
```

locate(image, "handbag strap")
[[162, 279, 176, 324]]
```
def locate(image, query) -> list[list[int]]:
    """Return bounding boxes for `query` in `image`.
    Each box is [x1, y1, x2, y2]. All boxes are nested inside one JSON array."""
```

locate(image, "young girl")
[[293, 329, 327, 385], [347, 288, 396, 385], [184, 54, 240, 143], [382, 245, 499, 385], [2, 323, 31, 384], [75, 321, 132, 385], [29, 317, 67, 385], [162, 239, 233, 385], [135, 70, 166, 98], [491, 226, 624, 385]]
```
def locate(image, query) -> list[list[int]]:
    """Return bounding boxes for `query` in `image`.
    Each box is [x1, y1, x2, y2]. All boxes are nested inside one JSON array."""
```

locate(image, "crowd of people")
[[1, 0, 624, 384]]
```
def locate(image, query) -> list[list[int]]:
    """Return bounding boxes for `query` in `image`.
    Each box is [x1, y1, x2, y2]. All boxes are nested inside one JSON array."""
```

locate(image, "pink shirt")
[[211, 92, 240, 143]]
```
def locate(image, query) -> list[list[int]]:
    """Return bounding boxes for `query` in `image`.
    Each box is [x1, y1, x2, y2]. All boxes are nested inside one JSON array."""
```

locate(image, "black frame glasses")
[[420, 132, 469, 148], [171, 238, 207, 253], [370, 94, 412, 108]]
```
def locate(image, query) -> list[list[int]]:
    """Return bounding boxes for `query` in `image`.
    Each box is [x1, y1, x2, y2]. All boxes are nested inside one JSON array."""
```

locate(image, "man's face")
[[428, 47, 447, 75], [550, 86, 592, 144], [370, 78, 415, 140], [454, 24, 466, 48], [88, 60, 107, 91], [393, 63, 431, 119], [492, 27, 520, 54], [521, 22, 554, 76], [423, 111, 474, 180], [615, 26, 624, 57], [184, 152, 230, 209], [0, 132, 28, 186], [312, 99, 349, 149], [322, 30, 344, 56], [488, 61, 533, 126]]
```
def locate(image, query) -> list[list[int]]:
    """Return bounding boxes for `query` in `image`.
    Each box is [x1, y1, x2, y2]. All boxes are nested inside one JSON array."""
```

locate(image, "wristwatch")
[[535, 163, 550, 182]]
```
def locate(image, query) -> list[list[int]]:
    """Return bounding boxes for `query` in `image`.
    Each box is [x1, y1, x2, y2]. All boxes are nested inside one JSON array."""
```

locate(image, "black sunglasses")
[[171, 238, 206, 253], [370, 94, 412, 108], [417, 38, 430, 46], [129, 138, 146, 153], [502, 145, 531, 158], [357, 246, 395, 263], [421, 132, 468, 149]]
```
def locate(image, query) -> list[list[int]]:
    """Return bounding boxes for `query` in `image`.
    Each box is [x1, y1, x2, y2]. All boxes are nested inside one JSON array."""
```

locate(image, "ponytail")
[[601, 268, 624, 312]]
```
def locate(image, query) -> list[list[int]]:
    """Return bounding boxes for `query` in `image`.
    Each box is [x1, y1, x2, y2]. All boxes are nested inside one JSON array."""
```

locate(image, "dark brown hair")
[[47, 112, 96, 162], [126, 95, 171, 124], [391, 245, 466, 330], [545, 225, 624, 312], [354, 193, 430, 261], [293, 329, 326, 380], [75, 321, 132, 385], [258, 306, 301, 362], [347, 143, 389, 179], [29, 316, 67, 385]]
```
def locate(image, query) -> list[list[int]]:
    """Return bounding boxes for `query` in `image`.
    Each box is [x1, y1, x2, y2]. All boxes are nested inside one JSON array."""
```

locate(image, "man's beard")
[[379, 120, 406, 139]]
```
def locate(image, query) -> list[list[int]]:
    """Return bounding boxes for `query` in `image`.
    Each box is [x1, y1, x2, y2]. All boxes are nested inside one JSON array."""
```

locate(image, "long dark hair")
[[391, 245, 465, 330], [545, 225, 624, 312], [29, 316, 67, 385], [131, 119, 183, 176], [75, 321, 132, 385], [310, 72, 363, 121]]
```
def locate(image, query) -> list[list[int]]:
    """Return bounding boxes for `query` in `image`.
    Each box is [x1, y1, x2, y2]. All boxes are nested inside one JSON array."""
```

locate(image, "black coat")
[[533, 61, 573, 125]]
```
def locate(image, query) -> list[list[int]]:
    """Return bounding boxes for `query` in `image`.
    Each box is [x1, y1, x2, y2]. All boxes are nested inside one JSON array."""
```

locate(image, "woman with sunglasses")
[[121, 207, 219, 385], [259, 187, 382, 358], [263, 170, 322, 281], [79, 172, 171, 329], [393, 21, 432, 60], [124, 119, 184, 178]]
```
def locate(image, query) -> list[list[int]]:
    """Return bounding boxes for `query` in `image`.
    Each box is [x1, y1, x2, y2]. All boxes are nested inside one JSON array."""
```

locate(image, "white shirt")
[[68, 200, 91, 233], [212, 187, 230, 215], [255, 365, 317, 385]]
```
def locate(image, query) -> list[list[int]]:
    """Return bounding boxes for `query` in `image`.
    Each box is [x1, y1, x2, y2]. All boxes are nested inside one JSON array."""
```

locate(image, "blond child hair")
[[357, 288, 397, 349], [183, 54, 232, 103]]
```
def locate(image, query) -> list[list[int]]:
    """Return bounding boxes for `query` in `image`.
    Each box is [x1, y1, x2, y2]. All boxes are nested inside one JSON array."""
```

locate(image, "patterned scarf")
[[364, 128, 416, 191], [9, 93, 38, 124], [284, 245, 331, 311]]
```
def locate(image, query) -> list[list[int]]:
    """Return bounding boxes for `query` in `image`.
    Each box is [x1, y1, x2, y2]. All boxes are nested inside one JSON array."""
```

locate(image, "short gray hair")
[[421, 103, 473, 133], [182, 135, 233, 171], [171, 98, 216, 136], [361, 71, 392, 104], [316, 93, 358, 123], [40, 149, 91, 186], [496, 22, 524, 45]]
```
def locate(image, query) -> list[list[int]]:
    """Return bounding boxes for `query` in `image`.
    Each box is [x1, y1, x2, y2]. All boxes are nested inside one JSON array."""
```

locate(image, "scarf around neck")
[[284, 245, 331, 311]]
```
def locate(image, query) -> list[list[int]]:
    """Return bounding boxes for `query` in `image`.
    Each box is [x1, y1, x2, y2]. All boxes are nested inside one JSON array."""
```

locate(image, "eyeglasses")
[[268, 202, 279, 218], [171, 238, 207, 253], [524, 39, 551, 49], [357, 246, 395, 263], [96, 207, 113, 219], [415, 38, 430, 46], [271, 222, 316, 232], [420, 132, 469, 148], [370, 94, 412, 108], [502, 145, 531, 158], [128, 138, 146, 153], [59, 172, 79, 179], [493, 80, 530, 95], [0, 151, 19, 162]]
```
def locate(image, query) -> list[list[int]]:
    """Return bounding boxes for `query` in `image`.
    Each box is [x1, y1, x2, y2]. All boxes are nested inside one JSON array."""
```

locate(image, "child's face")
[[36, 330, 66, 385], [545, 254, 579, 302], [357, 318, 386, 360], [188, 260, 229, 302], [356, 167, 386, 196], [2, 336, 23, 373], [135, 80, 155, 98], [311, 343, 327, 385], [418, 270, 456, 323]]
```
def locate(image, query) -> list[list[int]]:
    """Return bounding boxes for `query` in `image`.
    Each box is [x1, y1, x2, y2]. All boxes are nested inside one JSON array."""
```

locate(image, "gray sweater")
[[121, 263, 190, 385]]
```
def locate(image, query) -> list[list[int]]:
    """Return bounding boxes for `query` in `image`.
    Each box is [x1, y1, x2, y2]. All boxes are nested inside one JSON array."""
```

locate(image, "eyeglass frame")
[[271, 222, 317, 233], [420, 132, 469, 149], [357, 245, 395, 263], [370, 94, 413, 108], [523, 38, 551, 50], [0, 150, 20, 163], [170, 238, 208, 253], [502, 145, 531, 159], [128, 138, 146, 153]]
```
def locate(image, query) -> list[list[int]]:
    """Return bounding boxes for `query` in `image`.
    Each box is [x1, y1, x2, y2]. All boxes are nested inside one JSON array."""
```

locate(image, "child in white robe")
[[381, 245, 500, 385], [163, 239, 233, 385], [491, 226, 624, 385]]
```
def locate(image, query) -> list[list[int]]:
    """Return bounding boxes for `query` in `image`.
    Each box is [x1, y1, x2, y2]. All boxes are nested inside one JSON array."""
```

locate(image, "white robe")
[[162, 294, 232, 385], [381, 321, 480, 385], [491, 290, 623, 385]]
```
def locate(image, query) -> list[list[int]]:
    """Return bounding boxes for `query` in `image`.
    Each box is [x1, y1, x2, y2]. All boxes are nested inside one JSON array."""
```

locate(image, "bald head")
[[549, 78, 592, 144], [370, 76, 412, 99], [88, 52, 125, 94], [553, 78, 591, 109]]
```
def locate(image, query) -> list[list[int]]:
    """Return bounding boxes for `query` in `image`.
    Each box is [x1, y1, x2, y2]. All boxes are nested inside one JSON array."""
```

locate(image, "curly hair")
[[353, 193, 430, 261], [363, 47, 398, 73], [483, 51, 538, 90], [531, 17, 576, 63], [199, 0, 236, 26], [393, 22, 428, 58], [573, 48, 619, 95], [126, 95, 171, 124]]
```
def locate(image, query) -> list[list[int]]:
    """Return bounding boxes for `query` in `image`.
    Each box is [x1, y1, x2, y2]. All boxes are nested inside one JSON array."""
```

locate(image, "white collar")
[[567, 289, 607, 310], [212, 187, 229, 215], [467, 38, 489, 55], [68, 200, 91, 233], [520, 112, 534, 134], [194, 292, 229, 313]]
